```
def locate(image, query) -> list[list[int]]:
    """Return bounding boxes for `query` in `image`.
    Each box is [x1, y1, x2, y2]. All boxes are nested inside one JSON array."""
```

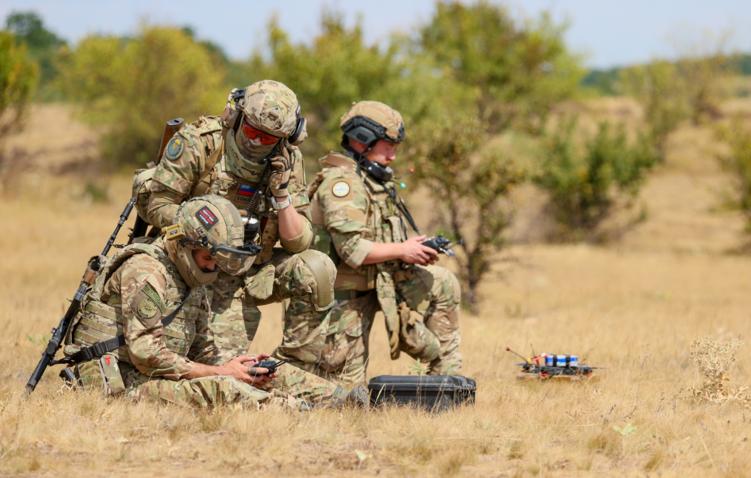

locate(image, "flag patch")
[[195, 206, 219, 229], [238, 184, 257, 197]]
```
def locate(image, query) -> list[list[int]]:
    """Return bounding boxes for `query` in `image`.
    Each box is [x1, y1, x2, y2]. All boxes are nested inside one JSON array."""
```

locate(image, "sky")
[[1, 0, 750, 69]]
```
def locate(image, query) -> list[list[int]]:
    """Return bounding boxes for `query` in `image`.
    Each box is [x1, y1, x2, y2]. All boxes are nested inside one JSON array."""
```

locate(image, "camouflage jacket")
[[309, 152, 410, 290], [65, 240, 215, 379], [147, 116, 311, 264]]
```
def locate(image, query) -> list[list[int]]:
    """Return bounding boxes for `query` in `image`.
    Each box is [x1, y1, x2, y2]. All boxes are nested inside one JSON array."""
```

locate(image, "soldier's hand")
[[268, 154, 292, 198], [399, 235, 439, 266], [220, 354, 275, 388], [246, 353, 277, 389]]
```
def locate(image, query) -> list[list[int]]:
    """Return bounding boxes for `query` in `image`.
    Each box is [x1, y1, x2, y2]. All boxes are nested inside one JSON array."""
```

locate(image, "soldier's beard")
[[234, 128, 278, 162]]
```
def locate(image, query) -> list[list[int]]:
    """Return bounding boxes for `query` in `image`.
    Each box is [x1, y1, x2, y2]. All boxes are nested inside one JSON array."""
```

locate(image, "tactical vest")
[[310, 153, 409, 290], [64, 242, 203, 365], [132, 116, 225, 222], [133, 115, 298, 264]]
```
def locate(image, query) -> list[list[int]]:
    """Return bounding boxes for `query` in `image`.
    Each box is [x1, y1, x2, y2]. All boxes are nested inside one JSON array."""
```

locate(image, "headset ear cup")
[[288, 116, 307, 145], [349, 126, 378, 146]]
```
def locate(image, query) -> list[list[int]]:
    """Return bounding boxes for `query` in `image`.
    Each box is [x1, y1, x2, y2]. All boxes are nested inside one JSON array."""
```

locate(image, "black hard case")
[[368, 375, 476, 411]]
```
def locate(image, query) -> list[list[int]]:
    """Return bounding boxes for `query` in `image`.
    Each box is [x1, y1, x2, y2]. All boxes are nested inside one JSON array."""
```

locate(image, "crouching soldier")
[[62, 195, 353, 409], [279, 101, 463, 386]]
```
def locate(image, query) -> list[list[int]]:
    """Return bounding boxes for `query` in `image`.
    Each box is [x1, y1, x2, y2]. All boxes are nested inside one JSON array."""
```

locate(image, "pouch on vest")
[[132, 167, 155, 222], [244, 263, 275, 300], [98, 353, 126, 396]]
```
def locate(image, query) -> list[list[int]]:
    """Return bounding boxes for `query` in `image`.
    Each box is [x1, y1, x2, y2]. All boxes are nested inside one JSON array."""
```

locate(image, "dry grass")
[[2, 103, 751, 476]]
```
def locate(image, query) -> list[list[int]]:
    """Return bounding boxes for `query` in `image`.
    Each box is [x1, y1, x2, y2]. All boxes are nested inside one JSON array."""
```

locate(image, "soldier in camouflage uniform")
[[63, 195, 350, 409], [141, 80, 336, 364], [280, 101, 463, 386]]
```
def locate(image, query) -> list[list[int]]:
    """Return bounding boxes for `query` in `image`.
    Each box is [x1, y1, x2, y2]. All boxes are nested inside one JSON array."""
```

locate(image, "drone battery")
[[556, 354, 568, 367], [568, 355, 579, 367], [368, 375, 476, 412]]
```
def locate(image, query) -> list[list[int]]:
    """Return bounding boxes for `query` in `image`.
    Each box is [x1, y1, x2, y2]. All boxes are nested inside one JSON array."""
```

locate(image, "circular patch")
[[136, 296, 159, 322], [165, 136, 185, 161], [331, 181, 351, 198]]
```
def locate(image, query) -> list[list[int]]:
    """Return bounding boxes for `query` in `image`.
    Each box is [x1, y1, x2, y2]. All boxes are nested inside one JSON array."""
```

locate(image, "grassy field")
[[1, 104, 750, 476]]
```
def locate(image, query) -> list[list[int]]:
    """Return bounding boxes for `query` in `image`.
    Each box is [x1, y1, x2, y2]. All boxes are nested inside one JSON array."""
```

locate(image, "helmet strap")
[[343, 141, 393, 183]]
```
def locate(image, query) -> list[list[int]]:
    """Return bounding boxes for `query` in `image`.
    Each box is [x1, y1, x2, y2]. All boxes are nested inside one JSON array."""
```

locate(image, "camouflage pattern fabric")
[[284, 152, 463, 384], [242, 80, 300, 137], [145, 113, 332, 365], [67, 240, 342, 409], [146, 116, 311, 264], [65, 240, 212, 378], [205, 248, 335, 363]]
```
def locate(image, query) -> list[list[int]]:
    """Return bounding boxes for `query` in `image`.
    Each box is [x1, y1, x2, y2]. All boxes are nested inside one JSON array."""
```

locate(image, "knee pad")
[[297, 249, 336, 311]]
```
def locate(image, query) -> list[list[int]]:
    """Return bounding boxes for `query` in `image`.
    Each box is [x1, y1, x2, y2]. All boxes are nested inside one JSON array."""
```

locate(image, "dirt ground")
[[1, 103, 750, 477]]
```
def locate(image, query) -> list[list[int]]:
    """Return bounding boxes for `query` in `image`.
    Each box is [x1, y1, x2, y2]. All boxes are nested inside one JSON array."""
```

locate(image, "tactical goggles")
[[180, 236, 260, 276], [241, 117, 281, 146], [210, 243, 261, 276]]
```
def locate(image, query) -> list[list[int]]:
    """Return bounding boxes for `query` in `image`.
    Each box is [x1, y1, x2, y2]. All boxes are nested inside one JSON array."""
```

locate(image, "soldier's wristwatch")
[[270, 195, 292, 210]]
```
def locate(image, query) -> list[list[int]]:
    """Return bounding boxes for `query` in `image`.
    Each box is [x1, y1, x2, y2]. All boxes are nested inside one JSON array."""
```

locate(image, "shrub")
[[716, 119, 751, 230], [58, 26, 225, 167], [534, 119, 657, 237]]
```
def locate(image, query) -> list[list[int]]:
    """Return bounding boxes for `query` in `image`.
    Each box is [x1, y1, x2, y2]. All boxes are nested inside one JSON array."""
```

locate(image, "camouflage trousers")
[[73, 356, 349, 409], [200, 248, 335, 364], [280, 265, 463, 386]]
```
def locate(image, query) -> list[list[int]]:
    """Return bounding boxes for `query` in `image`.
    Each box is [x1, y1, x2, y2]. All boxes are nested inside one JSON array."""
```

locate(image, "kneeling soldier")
[[62, 195, 350, 408], [279, 101, 463, 385]]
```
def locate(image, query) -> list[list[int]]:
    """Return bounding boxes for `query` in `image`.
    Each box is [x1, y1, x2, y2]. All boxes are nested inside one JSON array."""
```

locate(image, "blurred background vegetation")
[[2, 2, 750, 309]]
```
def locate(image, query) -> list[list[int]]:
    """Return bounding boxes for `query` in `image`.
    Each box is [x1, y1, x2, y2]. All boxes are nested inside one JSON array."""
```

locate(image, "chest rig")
[[63, 243, 202, 364], [199, 131, 298, 265], [310, 153, 418, 290]]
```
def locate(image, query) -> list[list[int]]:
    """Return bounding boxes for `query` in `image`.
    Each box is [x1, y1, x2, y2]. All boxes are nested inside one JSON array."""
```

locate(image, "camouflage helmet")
[[241, 80, 302, 139], [340, 100, 405, 147], [164, 195, 257, 287]]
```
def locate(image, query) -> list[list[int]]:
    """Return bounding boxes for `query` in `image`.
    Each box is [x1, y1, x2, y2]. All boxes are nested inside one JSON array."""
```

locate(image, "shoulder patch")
[[332, 181, 351, 198], [165, 136, 185, 161], [134, 282, 164, 325]]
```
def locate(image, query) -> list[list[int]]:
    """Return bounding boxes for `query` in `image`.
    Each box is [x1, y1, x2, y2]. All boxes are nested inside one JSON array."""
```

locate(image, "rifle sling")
[[62, 291, 191, 365]]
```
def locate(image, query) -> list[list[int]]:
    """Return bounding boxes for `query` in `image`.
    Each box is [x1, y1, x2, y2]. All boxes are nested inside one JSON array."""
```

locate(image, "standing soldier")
[[62, 195, 348, 408], [142, 80, 336, 366], [279, 101, 463, 385]]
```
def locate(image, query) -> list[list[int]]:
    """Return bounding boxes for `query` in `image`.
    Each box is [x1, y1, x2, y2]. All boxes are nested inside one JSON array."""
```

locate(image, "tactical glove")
[[268, 154, 292, 198]]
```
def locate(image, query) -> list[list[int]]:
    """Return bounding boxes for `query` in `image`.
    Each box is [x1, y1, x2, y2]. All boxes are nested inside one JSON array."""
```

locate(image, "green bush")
[[4, 11, 66, 100], [535, 119, 657, 236], [58, 26, 225, 167], [0, 30, 37, 191], [716, 119, 751, 230], [0, 30, 37, 133]]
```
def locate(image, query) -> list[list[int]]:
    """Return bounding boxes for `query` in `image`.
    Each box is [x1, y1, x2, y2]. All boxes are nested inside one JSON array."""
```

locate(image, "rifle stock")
[[128, 117, 184, 244]]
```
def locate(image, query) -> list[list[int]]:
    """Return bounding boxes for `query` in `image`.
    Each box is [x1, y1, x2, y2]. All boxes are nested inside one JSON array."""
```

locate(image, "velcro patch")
[[134, 283, 164, 325], [165, 136, 185, 161], [332, 181, 351, 198], [237, 183, 257, 197], [195, 206, 218, 229]]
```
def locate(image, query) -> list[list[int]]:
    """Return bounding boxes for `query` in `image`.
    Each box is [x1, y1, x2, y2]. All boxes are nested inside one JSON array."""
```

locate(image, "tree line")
[[2, 4, 748, 311]]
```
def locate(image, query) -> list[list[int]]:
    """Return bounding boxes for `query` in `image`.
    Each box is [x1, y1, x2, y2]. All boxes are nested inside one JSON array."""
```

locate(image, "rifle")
[[128, 117, 184, 243], [25, 198, 136, 394]]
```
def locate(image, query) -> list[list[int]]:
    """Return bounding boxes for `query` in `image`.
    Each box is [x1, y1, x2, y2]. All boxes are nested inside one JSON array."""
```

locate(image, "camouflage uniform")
[[280, 102, 462, 386], [63, 197, 346, 409], [144, 81, 334, 363]]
